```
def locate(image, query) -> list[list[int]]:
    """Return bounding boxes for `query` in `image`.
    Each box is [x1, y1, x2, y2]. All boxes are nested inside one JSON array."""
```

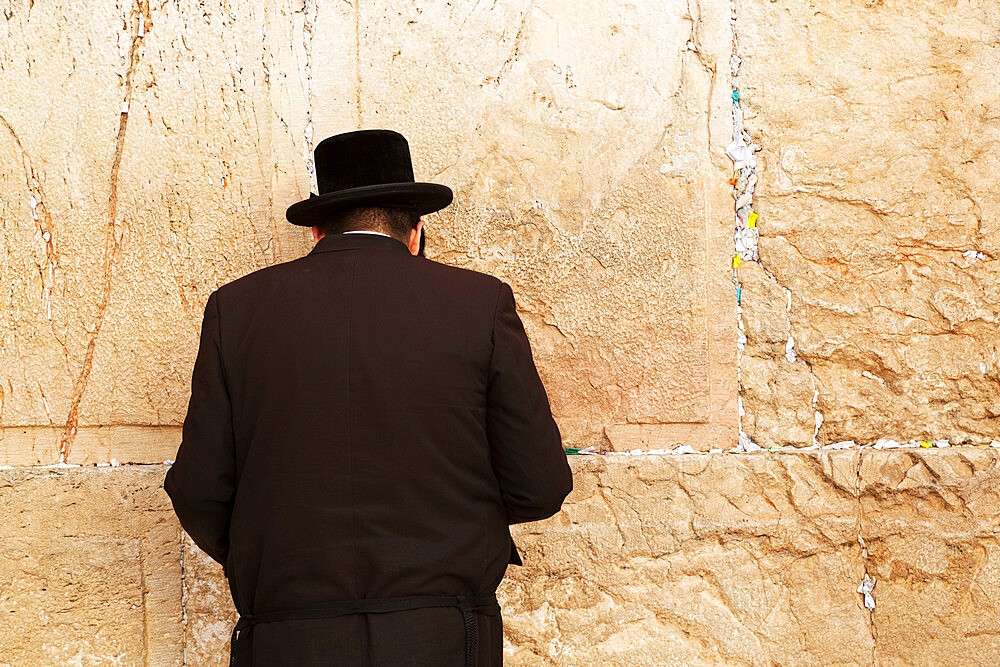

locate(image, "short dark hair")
[[318, 205, 420, 241]]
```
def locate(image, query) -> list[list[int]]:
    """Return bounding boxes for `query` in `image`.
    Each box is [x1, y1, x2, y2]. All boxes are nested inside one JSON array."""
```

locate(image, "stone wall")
[[734, 0, 1000, 448], [0, 0, 738, 463], [1, 0, 998, 664], [3, 450, 998, 664]]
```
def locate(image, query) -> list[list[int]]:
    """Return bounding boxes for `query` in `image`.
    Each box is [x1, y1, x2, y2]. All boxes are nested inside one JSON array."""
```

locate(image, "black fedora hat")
[[286, 129, 453, 227]]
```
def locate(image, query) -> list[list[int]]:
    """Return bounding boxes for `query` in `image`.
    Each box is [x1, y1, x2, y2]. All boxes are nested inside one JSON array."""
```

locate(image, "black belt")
[[229, 593, 499, 667]]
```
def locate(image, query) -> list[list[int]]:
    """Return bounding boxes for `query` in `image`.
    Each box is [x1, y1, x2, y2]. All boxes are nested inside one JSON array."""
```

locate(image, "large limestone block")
[[182, 454, 871, 664], [0, 465, 182, 665], [0, 425, 180, 467], [357, 0, 739, 450], [860, 447, 1000, 664], [0, 0, 341, 465], [500, 454, 869, 665], [181, 533, 240, 667], [2, 0, 739, 465], [735, 0, 1000, 447], [19, 451, 990, 665]]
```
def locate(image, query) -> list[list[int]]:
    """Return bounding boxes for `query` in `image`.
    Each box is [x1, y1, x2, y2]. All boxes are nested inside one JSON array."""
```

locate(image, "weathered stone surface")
[[0, 465, 182, 665], [860, 447, 1000, 664], [0, 0, 329, 464], [0, 0, 739, 468], [736, 0, 1000, 448], [360, 0, 739, 450], [500, 454, 869, 665], [181, 533, 239, 667], [1, 425, 179, 467], [182, 453, 872, 664], [3, 0, 1000, 665], [3, 452, 997, 664]]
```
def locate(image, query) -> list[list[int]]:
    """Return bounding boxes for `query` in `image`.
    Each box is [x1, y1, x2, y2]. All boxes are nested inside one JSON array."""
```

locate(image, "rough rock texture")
[[3, 0, 1000, 664], [499, 454, 870, 665], [2, 454, 996, 665], [735, 0, 1000, 448], [0, 0, 324, 465], [180, 533, 239, 667], [0, 466, 183, 665], [0, 0, 738, 465], [171, 450, 1000, 664], [0, 425, 180, 467], [860, 448, 1000, 663], [358, 0, 739, 451]]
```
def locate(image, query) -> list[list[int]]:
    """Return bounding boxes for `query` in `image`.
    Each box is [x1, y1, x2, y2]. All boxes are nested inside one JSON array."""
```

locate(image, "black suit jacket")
[[163, 231, 572, 666]]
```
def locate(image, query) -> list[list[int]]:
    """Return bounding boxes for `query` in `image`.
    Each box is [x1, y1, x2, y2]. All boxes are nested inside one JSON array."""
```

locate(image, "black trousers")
[[230, 594, 501, 667]]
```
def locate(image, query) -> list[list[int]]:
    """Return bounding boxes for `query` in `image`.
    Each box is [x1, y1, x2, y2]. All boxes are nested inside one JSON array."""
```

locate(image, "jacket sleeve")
[[163, 290, 236, 567], [485, 281, 573, 525]]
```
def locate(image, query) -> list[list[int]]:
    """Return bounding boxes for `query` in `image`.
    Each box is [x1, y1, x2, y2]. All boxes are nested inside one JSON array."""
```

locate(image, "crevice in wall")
[[725, 10, 875, 651], [3, 442, 996, 471], [489, 0, 533, 88], [354, 0, 362, 127], [681, 0, 719, 153], [179, 531, 189, 666], [0, 114, 58, 322], [728, 6, 758, 453], [854, 450, 878, 663], [57, 0, 148, 464], [138, 542, 150, 664], [302, 0, 318, 191], [727, 0, 823, 452]]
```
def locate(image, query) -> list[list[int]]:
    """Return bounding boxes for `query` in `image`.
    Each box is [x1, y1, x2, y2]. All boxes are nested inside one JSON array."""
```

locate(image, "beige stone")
[[500, 454, 869, 665], [735, 0, 1000, 448], [359, 0, 739, 450], [181, 533, 239, 667], [181, 453, 872, 664], [860, 448, 1000, 664], [0, 0, 328, 464], [1, 425, 179, 467], [0, 0, 739, 467], [3, 453, 997, 664], [0, 466, 182, 665], [3, 0, 1000, 665]]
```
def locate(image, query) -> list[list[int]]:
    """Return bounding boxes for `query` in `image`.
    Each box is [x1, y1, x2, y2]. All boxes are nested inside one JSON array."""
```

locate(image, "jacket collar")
[[307, 231, 412, 256]]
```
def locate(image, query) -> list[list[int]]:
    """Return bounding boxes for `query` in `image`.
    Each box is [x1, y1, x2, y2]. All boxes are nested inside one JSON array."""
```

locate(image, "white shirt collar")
[[342, 230, 391, 238]]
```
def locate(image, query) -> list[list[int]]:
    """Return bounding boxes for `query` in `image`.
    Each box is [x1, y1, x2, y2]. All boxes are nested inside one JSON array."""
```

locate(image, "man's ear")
[[408, 219, 425, 256], [312, 225, 323, 243]]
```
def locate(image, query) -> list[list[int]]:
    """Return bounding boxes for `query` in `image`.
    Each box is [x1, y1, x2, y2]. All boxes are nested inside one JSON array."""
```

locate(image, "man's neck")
[[342, 230, 391, 238]]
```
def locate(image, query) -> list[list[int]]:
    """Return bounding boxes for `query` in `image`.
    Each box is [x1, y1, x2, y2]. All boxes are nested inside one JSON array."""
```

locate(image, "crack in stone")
[[0, 113, 58, 321], [775, 234, 942, 328], [302, 0, 318, 188], [728, 5, 835, 453], [751, 258, 825, 447], [138, 541, 150, 664], [727, 7, 878, 657], [855, 449, 878, 663], [484, 0, 532, 87], [36, 381, 56, 431], [58, 0, 147, 463], [354, 0, 361, 127], [683, 0, 718, 152]]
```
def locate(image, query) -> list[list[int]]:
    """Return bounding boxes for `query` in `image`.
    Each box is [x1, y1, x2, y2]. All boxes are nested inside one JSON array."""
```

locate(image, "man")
[[163, 129, 573, 666]]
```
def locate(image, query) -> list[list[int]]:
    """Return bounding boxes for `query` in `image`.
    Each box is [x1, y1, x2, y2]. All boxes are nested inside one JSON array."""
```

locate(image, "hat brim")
[[285, 182, 453, 227]]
